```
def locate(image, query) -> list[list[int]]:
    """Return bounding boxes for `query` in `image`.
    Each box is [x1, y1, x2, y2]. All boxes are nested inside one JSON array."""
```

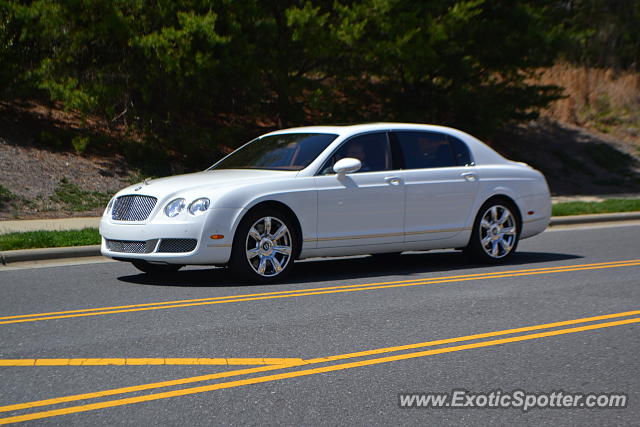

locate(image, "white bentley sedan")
[[100, 123, 551, 282]]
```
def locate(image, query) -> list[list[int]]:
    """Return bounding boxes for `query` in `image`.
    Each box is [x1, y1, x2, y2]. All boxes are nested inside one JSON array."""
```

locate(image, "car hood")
[[117, 169, 297, 199]]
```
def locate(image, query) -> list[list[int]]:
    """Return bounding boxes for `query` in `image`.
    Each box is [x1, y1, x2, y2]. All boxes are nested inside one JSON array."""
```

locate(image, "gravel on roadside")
[[0, 138, 135, 219]]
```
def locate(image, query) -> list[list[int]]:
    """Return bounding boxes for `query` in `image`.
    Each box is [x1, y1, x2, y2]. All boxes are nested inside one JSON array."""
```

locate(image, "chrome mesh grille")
[[157, 239, 197, 253], [105, 239, 154, 254], [112, 195, 157, 221]]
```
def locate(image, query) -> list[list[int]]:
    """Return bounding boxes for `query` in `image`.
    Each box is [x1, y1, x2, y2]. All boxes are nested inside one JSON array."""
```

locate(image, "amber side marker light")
[[210, 235, 225, 240]]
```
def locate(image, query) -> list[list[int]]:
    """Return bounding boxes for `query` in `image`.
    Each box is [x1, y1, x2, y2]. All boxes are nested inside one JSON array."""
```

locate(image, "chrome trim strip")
[[307, 227, 470, 243], [404, 227, 468, 236], [315, 232, 405, 242]]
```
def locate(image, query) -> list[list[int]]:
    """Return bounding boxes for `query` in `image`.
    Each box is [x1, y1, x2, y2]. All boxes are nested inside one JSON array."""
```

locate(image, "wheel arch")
[[235, 200, 304, 259], [463, 194, 523, 262], [478, 194, 523, 233]]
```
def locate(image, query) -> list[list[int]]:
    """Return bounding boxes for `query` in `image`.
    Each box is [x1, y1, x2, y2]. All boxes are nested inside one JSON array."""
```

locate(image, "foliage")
[[71, 135, 90, 153], [50, 178, 113, 211], [0, 184, 19, 209], [557, 0, 640, 70], [2, 0, 620, 167], [0, 184, 31, 210]]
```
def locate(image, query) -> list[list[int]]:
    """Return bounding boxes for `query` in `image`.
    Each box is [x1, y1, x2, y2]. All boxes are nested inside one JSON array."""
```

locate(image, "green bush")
[[0, 185, 17, 209], [50, 179, 112, 211], [0, 1, 568, 151], [0, 185, 31, 210], [3, 0, 638, 167], [71, 135, 90, 153]]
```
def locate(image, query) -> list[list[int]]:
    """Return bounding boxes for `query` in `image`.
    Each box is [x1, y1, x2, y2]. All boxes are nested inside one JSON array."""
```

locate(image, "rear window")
[[450, 136, 474, 166], [393, 131, 473, 169]]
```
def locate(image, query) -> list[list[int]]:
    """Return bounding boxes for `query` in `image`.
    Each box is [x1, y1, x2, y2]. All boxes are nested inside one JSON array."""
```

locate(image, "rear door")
[[391, 131, 478, 241]]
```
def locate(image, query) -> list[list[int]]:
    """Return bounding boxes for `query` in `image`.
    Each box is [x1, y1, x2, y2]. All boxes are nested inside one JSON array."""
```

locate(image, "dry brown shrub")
[[537, 63, 640, 126]]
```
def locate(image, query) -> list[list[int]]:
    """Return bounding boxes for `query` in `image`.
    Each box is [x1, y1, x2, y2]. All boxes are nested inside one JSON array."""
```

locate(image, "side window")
[[320, 132, 392, 174], [394, 131, 457, 169], [449, 136, 474, 166]]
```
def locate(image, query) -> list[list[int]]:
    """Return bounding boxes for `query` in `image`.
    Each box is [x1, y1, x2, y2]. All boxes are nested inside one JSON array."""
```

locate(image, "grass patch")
[[0, 228, 100, 251], [552, 199, 640, 216], [50, 178, 112, 211]]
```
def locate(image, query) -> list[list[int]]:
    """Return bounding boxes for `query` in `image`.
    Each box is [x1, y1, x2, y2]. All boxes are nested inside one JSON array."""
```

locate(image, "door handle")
[[384, 176, 402, 185], [461, 172, 478, 182]]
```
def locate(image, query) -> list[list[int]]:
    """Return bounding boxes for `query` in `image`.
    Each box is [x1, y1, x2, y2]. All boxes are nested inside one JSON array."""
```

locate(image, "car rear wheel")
[[465, 199, 520, 263], [131, 260, 183, 274], [229, 209, 298, 283]]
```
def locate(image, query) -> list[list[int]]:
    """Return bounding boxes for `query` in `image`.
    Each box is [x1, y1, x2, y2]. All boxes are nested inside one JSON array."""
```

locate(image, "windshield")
[[210, 133, 339, 171]]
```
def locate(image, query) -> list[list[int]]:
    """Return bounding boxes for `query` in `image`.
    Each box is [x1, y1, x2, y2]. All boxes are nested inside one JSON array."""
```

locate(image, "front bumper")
[[99, 207, 244, 265]]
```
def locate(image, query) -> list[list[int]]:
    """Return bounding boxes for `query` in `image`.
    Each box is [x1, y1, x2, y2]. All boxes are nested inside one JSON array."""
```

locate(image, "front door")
[[314, 132, 405, 248]]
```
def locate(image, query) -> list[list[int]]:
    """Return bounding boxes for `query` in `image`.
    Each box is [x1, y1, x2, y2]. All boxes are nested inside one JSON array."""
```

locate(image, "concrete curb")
[[0, 245, 101, 265], [549, 211, 640, 226], [1, 212, 639, 265]]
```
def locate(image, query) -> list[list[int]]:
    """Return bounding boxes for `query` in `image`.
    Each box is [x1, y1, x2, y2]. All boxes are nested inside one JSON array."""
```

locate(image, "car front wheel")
[[465, 199, 520, 263], [229, 209, 298, 283]]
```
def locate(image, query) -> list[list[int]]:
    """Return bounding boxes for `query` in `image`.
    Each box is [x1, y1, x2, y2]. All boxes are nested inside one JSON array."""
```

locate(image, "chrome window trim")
[[314, 130, 396, 176], [389, 130, 476, 171]]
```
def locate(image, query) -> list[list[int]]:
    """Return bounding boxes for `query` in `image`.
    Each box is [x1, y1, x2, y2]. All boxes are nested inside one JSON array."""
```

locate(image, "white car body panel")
[[100, 123, 551, 266], [314, 171, 404, 248], [402, 167, 479, 241]]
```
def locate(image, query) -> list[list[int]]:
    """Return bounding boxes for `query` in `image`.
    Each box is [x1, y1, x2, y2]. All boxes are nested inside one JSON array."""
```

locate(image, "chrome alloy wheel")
[[479, 205, 517, 259], [245, 216, 292, 277]]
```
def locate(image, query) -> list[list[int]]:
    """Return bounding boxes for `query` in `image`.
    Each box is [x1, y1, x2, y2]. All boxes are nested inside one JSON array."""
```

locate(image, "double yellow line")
[[0, 357, 304, 367], [1, 309, 639, 424], [1, 259, 639, 326]]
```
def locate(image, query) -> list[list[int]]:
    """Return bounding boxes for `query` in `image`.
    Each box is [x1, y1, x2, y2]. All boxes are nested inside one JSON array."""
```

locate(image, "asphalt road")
[[1, 222, 639, 425]]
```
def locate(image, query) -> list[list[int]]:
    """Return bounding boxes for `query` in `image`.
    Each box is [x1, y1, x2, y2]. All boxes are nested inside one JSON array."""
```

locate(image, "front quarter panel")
[[212, 175, 319, 251]]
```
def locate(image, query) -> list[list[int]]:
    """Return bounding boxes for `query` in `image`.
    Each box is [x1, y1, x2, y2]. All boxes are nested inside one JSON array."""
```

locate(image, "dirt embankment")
[[0, 101, 137, 219]]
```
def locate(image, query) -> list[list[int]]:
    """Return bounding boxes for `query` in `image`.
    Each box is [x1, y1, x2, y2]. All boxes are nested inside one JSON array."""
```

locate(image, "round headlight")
[[188, 198, 210, 216], [164, 198, 186, 217]]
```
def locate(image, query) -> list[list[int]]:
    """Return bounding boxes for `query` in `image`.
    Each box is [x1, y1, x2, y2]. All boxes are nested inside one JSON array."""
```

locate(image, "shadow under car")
[[116, 250, 584, 288]]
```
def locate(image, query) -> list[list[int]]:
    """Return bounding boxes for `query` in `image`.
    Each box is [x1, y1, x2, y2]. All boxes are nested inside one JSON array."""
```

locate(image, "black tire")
[[229, 208, 299, 283], [131, 260, 183, 274], [464, 198, 520, 263]]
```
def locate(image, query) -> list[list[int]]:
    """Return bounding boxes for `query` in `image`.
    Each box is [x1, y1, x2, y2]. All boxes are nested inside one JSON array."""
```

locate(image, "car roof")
[[262, 122, 509, 167], [262, 123, 461, 137]]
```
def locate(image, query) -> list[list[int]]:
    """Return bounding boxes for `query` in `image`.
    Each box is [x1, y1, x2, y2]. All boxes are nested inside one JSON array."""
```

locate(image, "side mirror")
[[333, 157, 362, 175]]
